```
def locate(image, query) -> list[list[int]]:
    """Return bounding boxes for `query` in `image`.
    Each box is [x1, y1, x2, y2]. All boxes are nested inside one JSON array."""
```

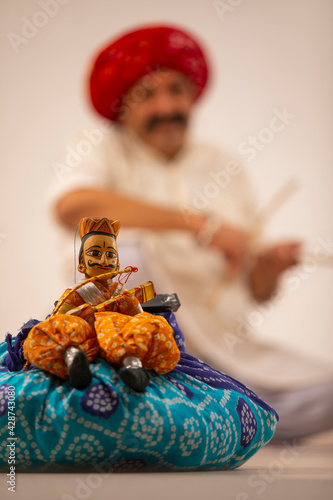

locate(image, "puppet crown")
[[78, 217, 121, 240]]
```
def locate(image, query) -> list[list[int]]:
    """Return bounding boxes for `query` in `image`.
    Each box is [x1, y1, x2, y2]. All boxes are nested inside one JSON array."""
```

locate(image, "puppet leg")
[[23, 314, 99, 388], [119, 356, 151, 392], [95, 311, 180, 375], [63, 346, 92, 389], [94, 312, 148, 391]]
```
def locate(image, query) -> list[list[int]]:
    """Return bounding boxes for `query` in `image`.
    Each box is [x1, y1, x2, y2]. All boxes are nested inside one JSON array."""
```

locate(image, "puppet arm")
[[54, 289, 80, 314]]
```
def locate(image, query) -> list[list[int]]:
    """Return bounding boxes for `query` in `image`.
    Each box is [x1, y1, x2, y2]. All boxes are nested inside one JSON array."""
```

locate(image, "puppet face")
[[82, 233, 118, 278], [119, 69, 196, 159]]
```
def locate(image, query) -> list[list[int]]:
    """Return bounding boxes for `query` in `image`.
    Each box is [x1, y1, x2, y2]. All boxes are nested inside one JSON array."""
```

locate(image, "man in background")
[[51, 25, 333, 440]]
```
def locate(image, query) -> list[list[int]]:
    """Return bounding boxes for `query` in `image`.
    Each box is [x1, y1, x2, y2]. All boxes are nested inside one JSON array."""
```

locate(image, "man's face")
[[119, 69, 197, 158], [82, 233, 118, 278]]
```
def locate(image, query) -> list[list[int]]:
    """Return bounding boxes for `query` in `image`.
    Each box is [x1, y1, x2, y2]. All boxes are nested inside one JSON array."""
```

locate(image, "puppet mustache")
[[87, 261, 117, 268], [145, 112, 188, 132]]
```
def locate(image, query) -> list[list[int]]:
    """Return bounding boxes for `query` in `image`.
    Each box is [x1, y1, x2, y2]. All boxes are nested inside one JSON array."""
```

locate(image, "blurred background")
[[0, 0, 332, 363]]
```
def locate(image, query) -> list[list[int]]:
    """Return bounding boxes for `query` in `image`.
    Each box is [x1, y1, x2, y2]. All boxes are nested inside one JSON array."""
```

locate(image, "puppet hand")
[[116, 291, 143, 316]]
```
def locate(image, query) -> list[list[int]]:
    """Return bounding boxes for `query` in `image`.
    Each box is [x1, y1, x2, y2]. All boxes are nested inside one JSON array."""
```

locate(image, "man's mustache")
[[145, 113, 188, 132]]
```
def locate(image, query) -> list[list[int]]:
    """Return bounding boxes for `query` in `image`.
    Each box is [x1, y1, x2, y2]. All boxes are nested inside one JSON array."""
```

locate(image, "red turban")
[[89, 25, 209, 121]]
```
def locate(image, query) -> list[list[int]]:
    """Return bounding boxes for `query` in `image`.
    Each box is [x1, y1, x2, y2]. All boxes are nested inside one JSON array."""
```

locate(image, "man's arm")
[[55, 188, 204, 233], [56, 188, 301, 302], [55, 187, 249, 272]]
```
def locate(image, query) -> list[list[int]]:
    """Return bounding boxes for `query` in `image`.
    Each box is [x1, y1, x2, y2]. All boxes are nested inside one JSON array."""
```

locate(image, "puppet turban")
[[89, 25, 209, 121]]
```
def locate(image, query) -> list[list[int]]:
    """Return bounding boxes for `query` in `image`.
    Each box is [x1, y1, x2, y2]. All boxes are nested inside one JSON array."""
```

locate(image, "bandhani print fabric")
[[0, 312, 278, 472]]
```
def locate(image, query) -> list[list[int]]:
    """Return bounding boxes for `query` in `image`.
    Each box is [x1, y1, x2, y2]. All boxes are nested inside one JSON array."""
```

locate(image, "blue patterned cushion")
[[0, 312, 278, 472]]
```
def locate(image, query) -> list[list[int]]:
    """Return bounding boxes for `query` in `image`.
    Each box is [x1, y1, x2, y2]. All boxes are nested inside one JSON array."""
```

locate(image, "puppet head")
[[77, 217, 121, 278]]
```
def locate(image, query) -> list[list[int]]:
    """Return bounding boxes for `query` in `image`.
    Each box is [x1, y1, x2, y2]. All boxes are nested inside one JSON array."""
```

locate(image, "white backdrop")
[[0, 0, 332, 362]]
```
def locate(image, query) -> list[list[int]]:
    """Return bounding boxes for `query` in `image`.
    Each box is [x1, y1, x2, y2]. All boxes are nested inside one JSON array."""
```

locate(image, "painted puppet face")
[[119, 69, 196, 159], [82, 233, 118, 278]]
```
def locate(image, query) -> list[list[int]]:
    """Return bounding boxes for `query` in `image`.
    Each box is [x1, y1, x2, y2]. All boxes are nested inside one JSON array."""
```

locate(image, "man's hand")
[[210, 224, 249, 275], [248, 241, 301, 301]]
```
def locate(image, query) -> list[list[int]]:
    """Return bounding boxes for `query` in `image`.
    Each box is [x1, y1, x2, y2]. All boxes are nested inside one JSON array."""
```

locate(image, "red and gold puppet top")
[[53, 217, 155, 324]]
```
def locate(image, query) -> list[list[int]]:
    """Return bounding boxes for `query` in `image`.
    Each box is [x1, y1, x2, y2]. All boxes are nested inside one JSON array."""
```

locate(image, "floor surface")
[[1, 430, 332, 500]]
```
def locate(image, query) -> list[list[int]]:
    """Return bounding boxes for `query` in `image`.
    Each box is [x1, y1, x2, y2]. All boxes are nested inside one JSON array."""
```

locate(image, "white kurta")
[[49, 125, 333, 394]]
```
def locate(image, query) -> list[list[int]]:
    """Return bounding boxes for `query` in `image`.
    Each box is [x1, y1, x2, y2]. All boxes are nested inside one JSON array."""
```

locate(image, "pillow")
[[0, 312, 278, 472]]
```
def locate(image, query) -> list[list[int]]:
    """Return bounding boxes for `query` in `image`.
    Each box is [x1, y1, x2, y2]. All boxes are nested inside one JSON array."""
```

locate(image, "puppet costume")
[[23, 315, 99, 381], [24, 291, 179, 378], [23, 218, 180, 391], [95, 311, 180, 374]]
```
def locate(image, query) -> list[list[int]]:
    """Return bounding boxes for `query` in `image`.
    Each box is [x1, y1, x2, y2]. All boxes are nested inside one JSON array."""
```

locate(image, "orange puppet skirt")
[[95, 311, 180, 374], [23, 314, 100, 380]]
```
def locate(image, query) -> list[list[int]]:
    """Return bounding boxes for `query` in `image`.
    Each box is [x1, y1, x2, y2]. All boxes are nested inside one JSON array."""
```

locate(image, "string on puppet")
[[118, 266, 138, 285], [73, 224, 79, 284]]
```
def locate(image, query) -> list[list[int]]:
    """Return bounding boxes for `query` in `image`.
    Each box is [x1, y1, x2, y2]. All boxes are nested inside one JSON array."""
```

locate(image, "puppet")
[[23, 217, 180, 392]]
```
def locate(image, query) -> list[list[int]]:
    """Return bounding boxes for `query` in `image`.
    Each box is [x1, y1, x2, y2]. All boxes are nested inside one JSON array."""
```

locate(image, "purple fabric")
[[156, 311, 186, 352], [236, 397, 257, 448], [173, 352, 277, 418], [158, 311, 278, 420], [0, 384, 11, 417], [164, 373, 194, 400], [4, 319, 40, 372], [81, 382, 120, 418]]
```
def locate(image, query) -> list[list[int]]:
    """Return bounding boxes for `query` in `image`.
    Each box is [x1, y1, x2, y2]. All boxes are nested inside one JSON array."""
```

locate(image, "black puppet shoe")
[[63, 347, 92, 390], [119, 356, 151, 392]]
